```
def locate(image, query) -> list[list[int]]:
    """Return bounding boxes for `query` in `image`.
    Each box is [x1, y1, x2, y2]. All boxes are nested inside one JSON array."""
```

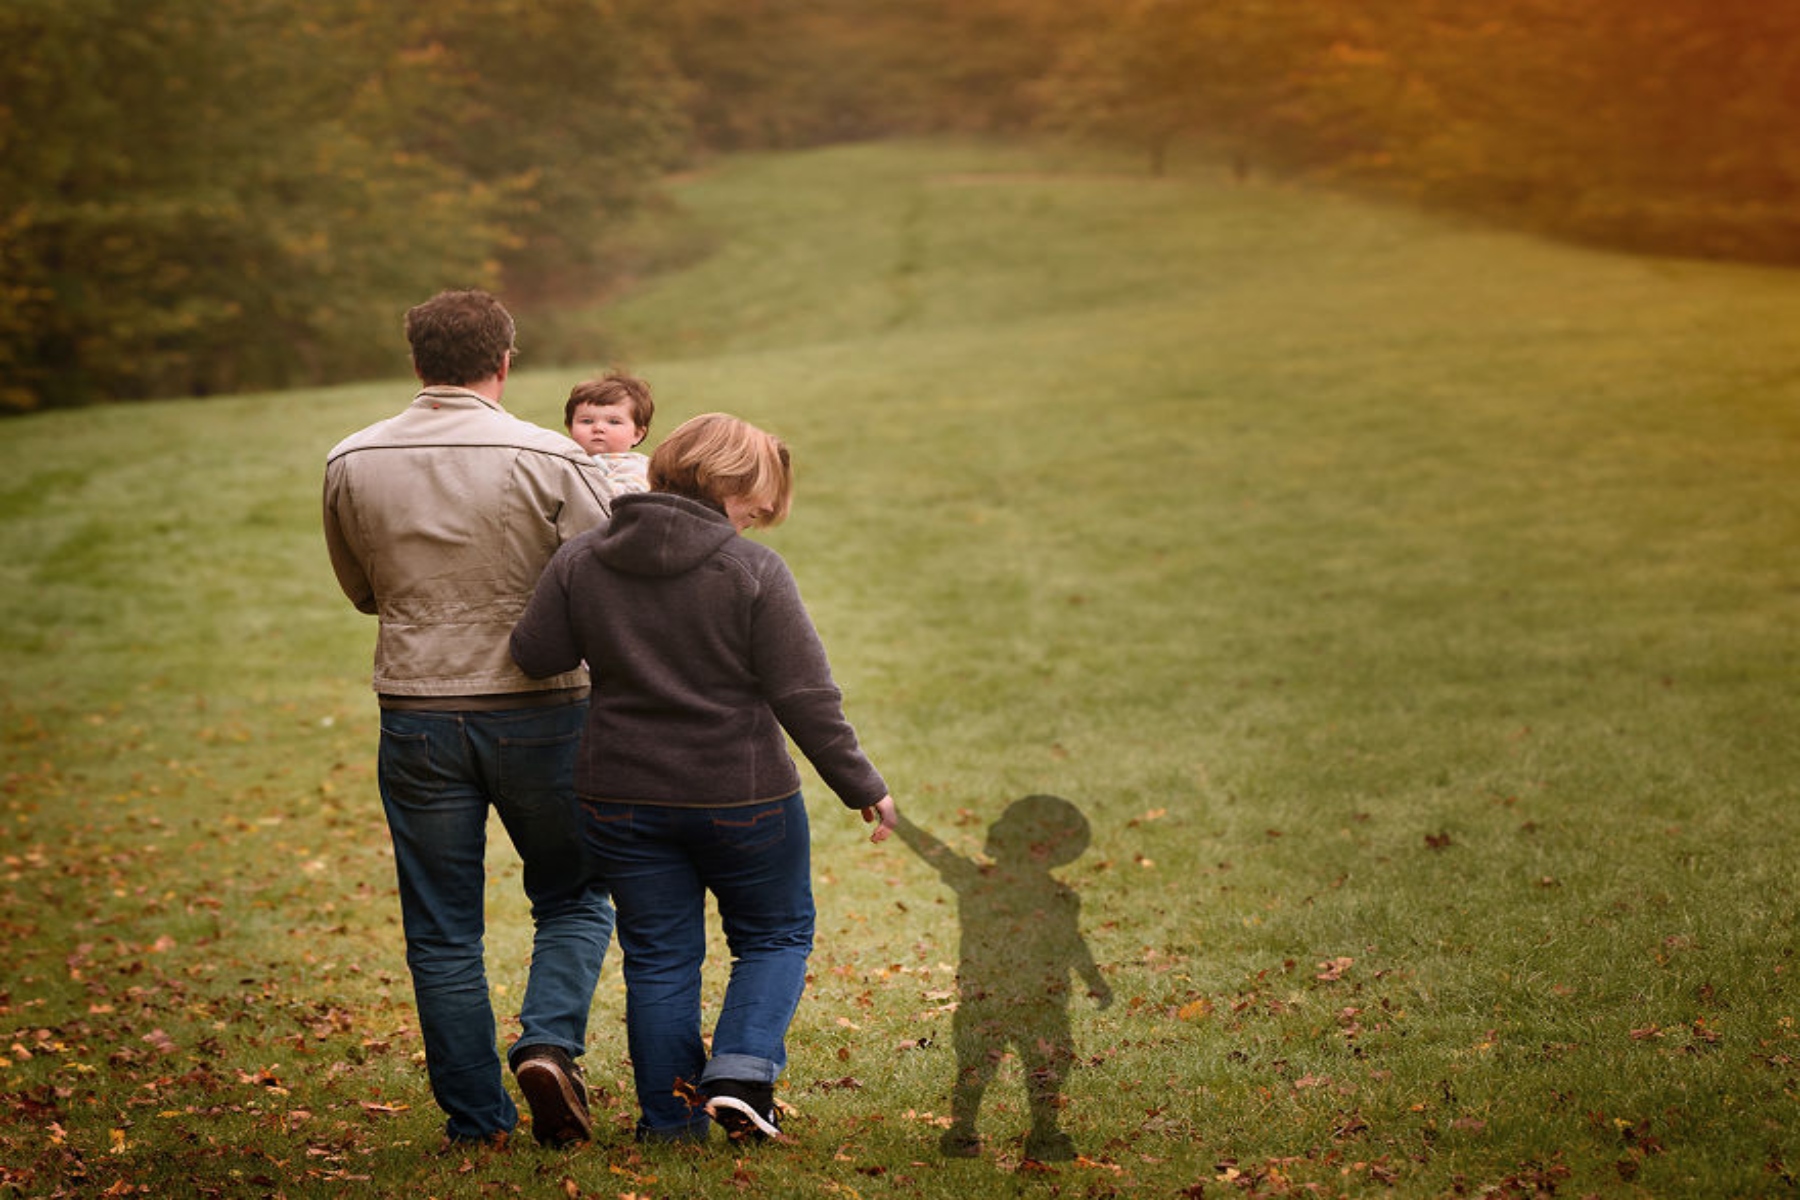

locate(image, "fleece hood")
[[589, 492, 736, 577]]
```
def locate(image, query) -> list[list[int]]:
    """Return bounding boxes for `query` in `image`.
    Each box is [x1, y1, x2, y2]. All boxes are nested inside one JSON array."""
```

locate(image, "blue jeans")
[[582, 792, 815, 1140], [378, 702, 614, 1141]]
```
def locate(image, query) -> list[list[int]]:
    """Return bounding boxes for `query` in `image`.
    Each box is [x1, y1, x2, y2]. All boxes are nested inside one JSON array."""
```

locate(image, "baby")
[[564, 372, 654, 494]]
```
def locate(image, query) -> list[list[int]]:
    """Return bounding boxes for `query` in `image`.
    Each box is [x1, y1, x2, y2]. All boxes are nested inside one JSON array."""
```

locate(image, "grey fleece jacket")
[[510, 492, 888, 810]]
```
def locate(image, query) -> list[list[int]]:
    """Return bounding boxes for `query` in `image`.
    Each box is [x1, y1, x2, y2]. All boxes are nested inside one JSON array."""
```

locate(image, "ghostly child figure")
[[896, 795, 1112, 1161]]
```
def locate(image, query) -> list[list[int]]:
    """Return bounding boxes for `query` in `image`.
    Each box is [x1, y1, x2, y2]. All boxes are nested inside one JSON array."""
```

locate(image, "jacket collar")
[[415, 385, 504, 413]]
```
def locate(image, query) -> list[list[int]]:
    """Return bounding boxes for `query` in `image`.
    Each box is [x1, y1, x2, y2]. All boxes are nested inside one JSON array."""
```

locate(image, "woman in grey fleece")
[[511, 412, 898, 1144]]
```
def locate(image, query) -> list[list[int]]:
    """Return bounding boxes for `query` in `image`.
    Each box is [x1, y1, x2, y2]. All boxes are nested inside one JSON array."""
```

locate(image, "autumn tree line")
[[5, 0, 1794, 412]]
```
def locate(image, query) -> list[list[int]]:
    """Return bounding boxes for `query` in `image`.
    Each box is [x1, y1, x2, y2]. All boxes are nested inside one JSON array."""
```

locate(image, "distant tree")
[[1029, 0, 1322, 177], [645, 0, 1093, 147], [1297, 0, 1800, 261], [637, 0, 846, 147], [8, 0, 1798, 412], [900, 0, 1105, 134], [0, 0, 504, 409], [0, 0, 693, 411], [374, 0, 693, 288], [1534, 0, 1800, 259], [1020, 0, 1800, 262]]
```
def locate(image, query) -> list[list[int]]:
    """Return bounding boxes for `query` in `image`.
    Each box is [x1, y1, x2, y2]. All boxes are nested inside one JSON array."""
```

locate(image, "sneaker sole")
[[705, 1094, 781, 1140], [515, 1060, 593, 1145]]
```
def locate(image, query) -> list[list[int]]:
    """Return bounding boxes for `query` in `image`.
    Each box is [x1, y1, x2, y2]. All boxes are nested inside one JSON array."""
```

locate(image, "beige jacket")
[[324, 387, 615, 700]]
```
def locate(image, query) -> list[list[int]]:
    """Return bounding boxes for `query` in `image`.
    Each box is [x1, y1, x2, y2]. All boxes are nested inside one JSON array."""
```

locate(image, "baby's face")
[[569, 402, 644, 455]]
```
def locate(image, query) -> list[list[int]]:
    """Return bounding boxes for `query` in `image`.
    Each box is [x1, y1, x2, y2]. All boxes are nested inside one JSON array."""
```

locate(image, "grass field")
[[4, 138, 1800, 1197]]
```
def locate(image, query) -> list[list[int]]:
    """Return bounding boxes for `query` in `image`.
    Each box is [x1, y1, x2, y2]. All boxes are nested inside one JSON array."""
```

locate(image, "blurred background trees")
[[0, 0, 688, 410], [5, 0, 1796, 411]]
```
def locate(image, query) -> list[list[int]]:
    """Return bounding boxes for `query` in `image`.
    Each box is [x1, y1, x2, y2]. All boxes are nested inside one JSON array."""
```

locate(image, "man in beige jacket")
[[324, 290, 617, 1149]]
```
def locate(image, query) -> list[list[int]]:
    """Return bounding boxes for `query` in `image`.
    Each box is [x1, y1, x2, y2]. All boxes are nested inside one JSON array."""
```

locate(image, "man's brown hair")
[[405, 290, 515, 387]]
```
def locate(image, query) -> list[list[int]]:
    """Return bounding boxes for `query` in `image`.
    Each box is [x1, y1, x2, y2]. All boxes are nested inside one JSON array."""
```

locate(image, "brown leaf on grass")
[[1175, 998, 1213, 1022], [1425, 832, 1452, 851], [609, 1163, 659, 1186], [1618, 1119, 1665, 1154], [810, 1076, 863, 1092], [357, 1100, 408, 1117], [1315, 957, 1354, 983], [1496, 1162, 1573, 1194], [901, 1109, 953, 1128]]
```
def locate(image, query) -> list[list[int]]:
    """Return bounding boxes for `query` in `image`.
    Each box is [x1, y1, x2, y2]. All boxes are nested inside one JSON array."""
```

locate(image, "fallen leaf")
[[358, 1100, 409, 1117], [1316, 958, 1354, 983], [1176, 999, 1213, 1022]]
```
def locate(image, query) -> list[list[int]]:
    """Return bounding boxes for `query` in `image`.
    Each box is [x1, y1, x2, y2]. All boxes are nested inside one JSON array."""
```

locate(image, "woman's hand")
[[860, 795, 898, 843]]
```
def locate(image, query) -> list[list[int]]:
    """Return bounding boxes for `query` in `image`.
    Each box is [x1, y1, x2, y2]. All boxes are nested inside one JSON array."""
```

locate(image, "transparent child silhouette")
[[896, 794, 1112, 1161]]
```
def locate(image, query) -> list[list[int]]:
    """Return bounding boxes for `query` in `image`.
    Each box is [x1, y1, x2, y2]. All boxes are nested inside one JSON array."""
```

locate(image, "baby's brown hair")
[[563, 372, 654, 435]]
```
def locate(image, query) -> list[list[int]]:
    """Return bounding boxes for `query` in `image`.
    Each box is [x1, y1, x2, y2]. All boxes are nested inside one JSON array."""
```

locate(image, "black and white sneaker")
[[513, 1045, 594, 1146], [704, 1079, 781, 1142]]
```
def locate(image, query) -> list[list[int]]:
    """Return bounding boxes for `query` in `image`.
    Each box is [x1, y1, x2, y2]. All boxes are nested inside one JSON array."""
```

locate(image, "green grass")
[[5, 137, 1800, 1197]]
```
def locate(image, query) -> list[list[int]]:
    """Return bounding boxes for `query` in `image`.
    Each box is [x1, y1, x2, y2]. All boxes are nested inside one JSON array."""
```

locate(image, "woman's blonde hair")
[[648, 413, 792, 528]]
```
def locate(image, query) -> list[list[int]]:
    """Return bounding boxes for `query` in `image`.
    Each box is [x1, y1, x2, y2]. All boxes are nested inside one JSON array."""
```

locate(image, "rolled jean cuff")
[[701, 1053, 781, 1086], [506, 1038, 582, 1072]]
